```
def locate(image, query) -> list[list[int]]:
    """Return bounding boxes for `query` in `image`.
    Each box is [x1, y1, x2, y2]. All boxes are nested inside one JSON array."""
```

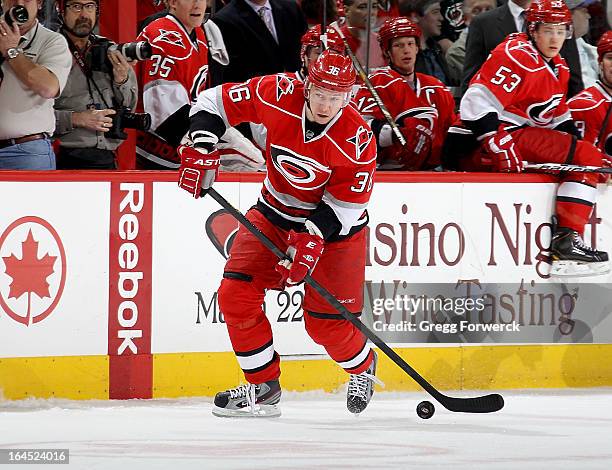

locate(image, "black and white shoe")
[[347, 350, 383, 415], [551, 227, 610, 277], [212, 380, 281, 418]]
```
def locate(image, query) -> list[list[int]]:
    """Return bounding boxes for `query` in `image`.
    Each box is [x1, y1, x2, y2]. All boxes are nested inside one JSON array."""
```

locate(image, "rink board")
[[1, 172, 612, 400]]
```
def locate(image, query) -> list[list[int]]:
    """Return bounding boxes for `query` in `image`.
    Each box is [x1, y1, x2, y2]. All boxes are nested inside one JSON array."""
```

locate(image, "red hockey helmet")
[[307, 49, 355, 94], [598, 30, 612, 62], [378, 17, 422, 54], [526, 0, 573, 38], [300, 25, 346, 64]]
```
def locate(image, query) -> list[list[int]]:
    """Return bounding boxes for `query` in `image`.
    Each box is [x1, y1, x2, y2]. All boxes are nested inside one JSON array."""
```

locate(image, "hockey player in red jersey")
[[178, 50, 379, 417], [248, 24, 348, 152], [299, 24, 346, 79], [354, 17, 456, 169], [460, 0, 609, 276], [136, 0, 210, 169], [568, 31, 612, 164]]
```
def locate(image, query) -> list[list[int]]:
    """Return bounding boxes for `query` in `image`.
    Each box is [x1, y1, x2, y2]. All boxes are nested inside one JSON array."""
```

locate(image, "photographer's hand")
[[0, 18, 21, 59], [0, 18, 60, 98], [108, 50, 130, 85], [73, 109, 116, 133]]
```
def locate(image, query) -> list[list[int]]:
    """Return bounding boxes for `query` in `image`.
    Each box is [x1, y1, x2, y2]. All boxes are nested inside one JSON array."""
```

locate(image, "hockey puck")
[[416, 400, 435, 419]]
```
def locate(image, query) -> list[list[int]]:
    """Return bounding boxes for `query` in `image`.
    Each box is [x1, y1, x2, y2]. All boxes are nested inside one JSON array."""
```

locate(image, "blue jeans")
[[0, 138, 56, 170]]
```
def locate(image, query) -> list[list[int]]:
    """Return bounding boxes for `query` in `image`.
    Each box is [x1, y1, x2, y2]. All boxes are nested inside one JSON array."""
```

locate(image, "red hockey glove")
[[177, 145, 220, 198], [483, 129, 523, 173], [394, 118, 433, 170], [275, 230, 324, 286]]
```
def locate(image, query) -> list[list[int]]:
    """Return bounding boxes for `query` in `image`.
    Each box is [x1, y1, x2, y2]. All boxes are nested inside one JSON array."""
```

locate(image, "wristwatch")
[[6, 48, 21, 60]]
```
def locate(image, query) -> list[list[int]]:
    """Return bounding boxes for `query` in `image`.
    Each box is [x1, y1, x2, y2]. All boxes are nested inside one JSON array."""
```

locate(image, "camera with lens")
[[107, 106, 152, 140], [89, 38, 153, 73], [1, 5, 29, 28], [0, 6, 28, 71]]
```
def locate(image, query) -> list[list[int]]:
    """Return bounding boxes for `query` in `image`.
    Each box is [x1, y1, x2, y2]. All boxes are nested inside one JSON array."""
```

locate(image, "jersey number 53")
[[490, 66, 521, 93]]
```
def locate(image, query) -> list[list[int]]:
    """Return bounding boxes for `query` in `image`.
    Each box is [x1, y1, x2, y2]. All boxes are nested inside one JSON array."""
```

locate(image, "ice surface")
[[1, 389, 611, 470]]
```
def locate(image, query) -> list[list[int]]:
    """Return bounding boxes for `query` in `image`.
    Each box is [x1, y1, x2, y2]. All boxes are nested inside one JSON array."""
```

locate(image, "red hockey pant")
[[217, 208, 373, 384], [476, 127, 603, 234]]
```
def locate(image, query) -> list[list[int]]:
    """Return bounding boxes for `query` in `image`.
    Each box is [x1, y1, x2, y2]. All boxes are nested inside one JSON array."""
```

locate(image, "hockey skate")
[[347, 351, 383, 415], [212, 380, 281, 418], [550, 227, 610, 277]]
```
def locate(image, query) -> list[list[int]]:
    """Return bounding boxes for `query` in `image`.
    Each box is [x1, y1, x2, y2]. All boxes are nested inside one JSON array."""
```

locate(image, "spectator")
[[400, 0, 457, 85], [53, 0, 138, 169], [0, 0, 71, 170], [210, 0, 307, 84], [445, 0, 496, 84], [587, 0, 608, 43], [568, 0, 599, 88], [438, 0, 466, 53], [339, 0, 386, 69], [461, 0, 584, 97], [300, 0, 337, 27]]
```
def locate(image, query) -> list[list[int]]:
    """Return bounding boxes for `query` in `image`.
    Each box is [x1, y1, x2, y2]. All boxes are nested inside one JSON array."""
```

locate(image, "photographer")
[[53, 0, 137, 169], [0, 0, 71, 170]]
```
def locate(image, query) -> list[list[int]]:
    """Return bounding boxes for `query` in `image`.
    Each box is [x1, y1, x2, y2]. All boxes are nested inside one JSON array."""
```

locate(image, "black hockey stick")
[[204, 187, 504, 414], [594, 100, 612, 150], [329, 22, 407, 146], [524, 162, 612, 174], [320, 0, 327, 49]]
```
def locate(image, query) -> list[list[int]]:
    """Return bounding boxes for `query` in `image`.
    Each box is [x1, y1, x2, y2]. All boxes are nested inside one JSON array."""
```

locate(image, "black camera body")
[[89, 38, 153, 74], [107, 106, 152, 140], [0, 6, 28, 72], [2, 5, 29, 28]]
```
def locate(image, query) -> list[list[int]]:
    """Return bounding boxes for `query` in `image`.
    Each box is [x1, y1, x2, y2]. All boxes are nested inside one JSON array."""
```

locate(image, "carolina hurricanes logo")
[[276, 75, 295, 101], [527, 95, 564, 126], [205, 210, 239, 259], [507, 39, 543, 72], [190, 65, 209, 101], [347, 126, 373, 160], [399, 107, 438, 129], [444, 2, 464, 29], [153, 29, 186, 49], [270, 145, 331, 190]]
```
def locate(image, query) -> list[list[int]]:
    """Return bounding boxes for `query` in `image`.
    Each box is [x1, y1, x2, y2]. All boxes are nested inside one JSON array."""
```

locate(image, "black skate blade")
[[440, 393, 504, 413]]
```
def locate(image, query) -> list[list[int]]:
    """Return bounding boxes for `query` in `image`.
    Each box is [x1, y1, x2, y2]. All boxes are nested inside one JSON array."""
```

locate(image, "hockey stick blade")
[[438, 393, 504, 413], [524, 162, 612, 174], [203, 188, 505, 414]]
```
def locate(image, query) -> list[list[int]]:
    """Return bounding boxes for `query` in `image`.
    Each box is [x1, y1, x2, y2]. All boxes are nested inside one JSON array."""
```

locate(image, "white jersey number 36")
[[351, 171, 374, 193]]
